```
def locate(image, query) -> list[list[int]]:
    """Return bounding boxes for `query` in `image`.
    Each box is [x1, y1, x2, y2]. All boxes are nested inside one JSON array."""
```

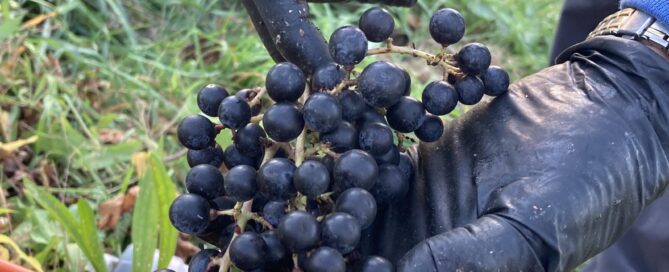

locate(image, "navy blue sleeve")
[[621, 0, 669, 26]]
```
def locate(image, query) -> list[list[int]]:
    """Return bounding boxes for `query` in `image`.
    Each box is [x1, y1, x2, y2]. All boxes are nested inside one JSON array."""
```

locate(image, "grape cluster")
[[168, 6, 509, 272]]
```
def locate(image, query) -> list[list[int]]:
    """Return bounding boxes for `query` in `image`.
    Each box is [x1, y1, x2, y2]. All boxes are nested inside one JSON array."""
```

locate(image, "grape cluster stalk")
[[169, 6, 510, 272]]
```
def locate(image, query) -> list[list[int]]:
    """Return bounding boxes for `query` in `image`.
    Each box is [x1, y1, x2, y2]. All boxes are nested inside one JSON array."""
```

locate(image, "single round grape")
[[197, 84, 229, 117], [186, 164, 225, 200], [312, 63, 344, 91], [224, 165, 257, 202], [429, 8, 465, 45], [455, 75, 485, 105], [422, 81, 459, 115], [229, 232, 267, 271], [357, 61, 407, 108], [277, 211, 320, 252], [321, 212, 361, 254], [359, 256, 394, 272], [177, 115, 216, 150], [188, 249, 220, 272], [263, 102, 305, 142], [338, 90, 366, 122], [266, 62, 306, 102], [321, 154, 336, 179], [415, 115, 444, 143], [218, 96, 251, 129], [374, 144, 400, 165], [371, 164, 409, 204], [335, 188, 377, 229], [169, 194, 210, 234], [294, 160, 331, 198], [223, 145, 260, 169], [304, 247, 346, 272], [329, 26, 368, 65], [261, 230, 288, 266], [334, 149, 378, 191], [359, 7, 395, 42], [457, 43, 492, 75], [234, 123, 266, 157], [304, 92, 342, 133], [482, 66, 510, 96], [210, 196, 236, 211], [398, 152, 414, 182], [187, 145, 224, 168], [358, 122, 394, 156], [257, 158, 297, 201], [235, 89, 262, 116], [320, 121, 358, 153], [263, 201, 287, 227], [386, 96, 426, 133]]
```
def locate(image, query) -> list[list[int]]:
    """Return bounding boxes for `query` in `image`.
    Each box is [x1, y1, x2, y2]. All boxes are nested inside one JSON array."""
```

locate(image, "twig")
[[249, 87, 267, 106], [251, 114, 264, 124]]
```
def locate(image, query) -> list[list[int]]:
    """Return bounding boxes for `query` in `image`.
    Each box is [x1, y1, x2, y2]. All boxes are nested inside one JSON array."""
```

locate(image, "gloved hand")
[[243, 1, 669, 271]]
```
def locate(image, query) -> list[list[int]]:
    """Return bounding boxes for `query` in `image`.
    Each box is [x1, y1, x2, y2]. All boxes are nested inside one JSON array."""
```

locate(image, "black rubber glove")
[[244, 1, 669, 271]]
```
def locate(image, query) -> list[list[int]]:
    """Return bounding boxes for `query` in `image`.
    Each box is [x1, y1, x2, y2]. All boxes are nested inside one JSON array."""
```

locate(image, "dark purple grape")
[[374, 144, 400, 165], [335, 188, 377, 229], [169, 194, 210, 234], [257, 158, 297, 201], [304, 92, 342, 133], [358, 122, 394, 156], [187, 145, 224, 168], [261, 230, 288, 266], [218, 96, 251, 129], [277, 211, 320, 252], [320, 121, 358, 153], [304, 247, 346, 272], [334, 149, 378, 191], [359, 107, 387, 126], [263, 201, 287, 227], [197, 84, 229, 117], [338, 90, 366, 122], [455, 75, 485, 105], [401, 67, 412, 96], [234, 123, 266, 157], [229, 232, 267, 271], [223, 145, 260, 169], [398, 152, 414, 182], [263, 102, 304, 142], [266, 62, 306, 102], [235, 89, 262, 116], [358, 256, 394, 272], [357, 61, 407, 108], [224, 165, 257, 202], [429, 8, 465, 45], [312, 63, 344, 91], [386, 96, 426, 133], [177, 115, 216, 150], [482, 66, 510, 96], [321, 212, 361, 254], [415, 115, 444, 143], [210, 196, 236, 211], [188, 249, 221, 272], [294, 160, 331, 198], [186, 164, 224, 200], [359, 7, 395, 42], [371, 164, 409, 204], [457, 43, 491, 75], [422, 81, 458, 115], [329, 26, 368, 65]]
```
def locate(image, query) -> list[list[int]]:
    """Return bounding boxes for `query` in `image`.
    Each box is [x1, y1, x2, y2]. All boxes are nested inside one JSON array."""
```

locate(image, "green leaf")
[[149, 154, 178, 268], [132, 159, 160, 272], [24, 180, 108, 272], [77, 200, 107, 272], [0, 16, 21, 40]]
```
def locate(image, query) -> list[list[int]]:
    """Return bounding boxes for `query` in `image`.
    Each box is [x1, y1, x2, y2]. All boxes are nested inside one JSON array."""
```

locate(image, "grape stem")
[[251, 114, 264, 124], [367, 38, 461, 75], [249, 87, 266, 106], [219, 144, 280, 272]]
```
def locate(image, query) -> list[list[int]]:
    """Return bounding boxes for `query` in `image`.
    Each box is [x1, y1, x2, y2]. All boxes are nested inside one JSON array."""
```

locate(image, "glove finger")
[[242, 0, 286, 63]]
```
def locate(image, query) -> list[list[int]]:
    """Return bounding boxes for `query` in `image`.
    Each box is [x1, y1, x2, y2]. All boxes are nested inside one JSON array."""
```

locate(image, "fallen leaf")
[[0, 136, 38, 160], [97, 186, 140, 230]]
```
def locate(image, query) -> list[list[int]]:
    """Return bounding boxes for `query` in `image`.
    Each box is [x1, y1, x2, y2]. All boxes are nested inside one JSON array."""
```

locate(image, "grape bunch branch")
[[170, 6, 510, 272]]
